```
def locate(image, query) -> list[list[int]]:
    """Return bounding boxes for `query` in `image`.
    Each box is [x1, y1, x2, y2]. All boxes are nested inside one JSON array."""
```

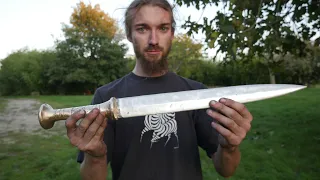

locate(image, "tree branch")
[[241, 0, 263, 33]]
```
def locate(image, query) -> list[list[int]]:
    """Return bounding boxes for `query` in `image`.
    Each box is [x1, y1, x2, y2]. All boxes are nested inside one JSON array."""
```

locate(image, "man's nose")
[[149, 30, 159, 45]]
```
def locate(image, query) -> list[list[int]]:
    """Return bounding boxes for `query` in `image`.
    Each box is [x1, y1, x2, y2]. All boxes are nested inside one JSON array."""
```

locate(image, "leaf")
[[220, 25, 235, 33], [174, 0, 319, 69]]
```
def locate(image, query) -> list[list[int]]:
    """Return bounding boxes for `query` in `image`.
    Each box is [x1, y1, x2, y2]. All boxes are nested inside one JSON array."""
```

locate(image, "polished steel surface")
[[38, 84, 306, 129], [118, 84, 306, 118]]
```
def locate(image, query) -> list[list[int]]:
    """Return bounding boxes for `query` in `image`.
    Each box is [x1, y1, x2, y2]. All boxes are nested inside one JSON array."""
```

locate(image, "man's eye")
[[137, 27, 146, 32], [160, 27, 169, 32]]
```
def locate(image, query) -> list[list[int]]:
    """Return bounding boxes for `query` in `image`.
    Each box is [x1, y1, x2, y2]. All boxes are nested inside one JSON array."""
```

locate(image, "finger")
[[211, 99, 252, 132], [207, 109, 243, 136], [83, 110, 106, 142], [209, 100, 244, 125], [75, 108, 100, 138], [100, 118, 108, 141], [65, 110, 86, 136], [219, 98, 253, 121], [211, 121, 237, 144], [93, 120, 107, 142]]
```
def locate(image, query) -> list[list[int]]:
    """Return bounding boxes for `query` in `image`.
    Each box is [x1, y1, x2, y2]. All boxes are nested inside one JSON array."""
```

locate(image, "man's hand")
[[207, 98, 253, 151], [65, 108, 108, 158]]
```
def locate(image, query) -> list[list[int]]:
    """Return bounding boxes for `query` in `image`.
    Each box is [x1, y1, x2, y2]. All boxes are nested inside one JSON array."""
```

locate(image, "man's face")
[[129, 5, 174, 74]]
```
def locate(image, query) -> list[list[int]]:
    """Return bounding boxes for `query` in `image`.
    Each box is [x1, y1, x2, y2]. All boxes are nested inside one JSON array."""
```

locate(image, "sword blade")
[[118, 84, 306, 118]]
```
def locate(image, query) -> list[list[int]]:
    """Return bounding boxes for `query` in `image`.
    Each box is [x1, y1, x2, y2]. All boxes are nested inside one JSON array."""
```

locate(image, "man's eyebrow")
[[134, 23, 171, 27], [159, 23, 171, 26], [134, 23, 148, 27]]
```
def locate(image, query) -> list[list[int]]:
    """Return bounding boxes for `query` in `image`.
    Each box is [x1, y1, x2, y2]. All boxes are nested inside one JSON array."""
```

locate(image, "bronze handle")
[[38, 97, 120, 129]]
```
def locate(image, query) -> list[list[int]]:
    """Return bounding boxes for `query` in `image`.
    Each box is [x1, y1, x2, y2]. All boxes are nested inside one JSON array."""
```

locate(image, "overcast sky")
[[0, 0, 222, 60]]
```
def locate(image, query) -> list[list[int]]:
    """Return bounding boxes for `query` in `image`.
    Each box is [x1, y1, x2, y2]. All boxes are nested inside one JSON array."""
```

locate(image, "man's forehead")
[[133, 5, 171, 26]]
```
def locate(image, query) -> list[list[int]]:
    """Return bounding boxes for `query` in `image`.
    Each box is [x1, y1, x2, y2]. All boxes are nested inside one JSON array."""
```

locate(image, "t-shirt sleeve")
[[76, 89, 115, 164], [194, 84, 219, 159]]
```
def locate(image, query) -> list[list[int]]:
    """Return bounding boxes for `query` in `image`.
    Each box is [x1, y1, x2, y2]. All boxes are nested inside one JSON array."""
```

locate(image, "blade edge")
[[118, 84, 306, 118]]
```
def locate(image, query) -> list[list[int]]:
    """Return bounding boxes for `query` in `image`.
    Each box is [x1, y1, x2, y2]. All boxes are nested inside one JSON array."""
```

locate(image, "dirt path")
[[0, 99, 64, 137]]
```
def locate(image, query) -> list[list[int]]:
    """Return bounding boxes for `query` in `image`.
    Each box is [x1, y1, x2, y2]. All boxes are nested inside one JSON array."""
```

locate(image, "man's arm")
[[212, 145, 241, 178], [206, 98, 253, 178], [80, 153, 107, 180], [65, 108, 109, 180]]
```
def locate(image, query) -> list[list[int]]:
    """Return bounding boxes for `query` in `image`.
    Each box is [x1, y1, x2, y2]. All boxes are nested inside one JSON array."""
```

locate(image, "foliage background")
[[0, 0, 319, 95]]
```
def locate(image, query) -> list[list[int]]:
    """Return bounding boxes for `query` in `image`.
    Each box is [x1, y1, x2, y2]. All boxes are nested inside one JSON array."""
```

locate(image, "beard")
[[133, 42, 171, 76]]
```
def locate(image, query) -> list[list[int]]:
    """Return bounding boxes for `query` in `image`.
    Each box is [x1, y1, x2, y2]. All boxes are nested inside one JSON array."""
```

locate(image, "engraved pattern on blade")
[[118, 84, 306, 118]]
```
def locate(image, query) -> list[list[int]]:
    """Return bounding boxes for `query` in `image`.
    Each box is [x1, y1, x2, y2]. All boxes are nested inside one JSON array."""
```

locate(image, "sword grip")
[[38, 97, 120, 129]]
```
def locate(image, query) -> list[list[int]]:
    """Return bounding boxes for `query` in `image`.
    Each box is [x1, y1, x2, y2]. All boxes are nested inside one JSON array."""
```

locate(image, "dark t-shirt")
[[77, 71, 219, 180]]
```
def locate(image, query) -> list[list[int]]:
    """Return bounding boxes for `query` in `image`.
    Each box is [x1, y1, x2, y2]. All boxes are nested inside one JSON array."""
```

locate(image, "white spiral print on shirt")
[[140, 113, 179, 149]]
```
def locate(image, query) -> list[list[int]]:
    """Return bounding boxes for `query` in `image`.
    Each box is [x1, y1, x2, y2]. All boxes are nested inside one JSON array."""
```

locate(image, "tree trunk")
[[268, 67, 276, 84]]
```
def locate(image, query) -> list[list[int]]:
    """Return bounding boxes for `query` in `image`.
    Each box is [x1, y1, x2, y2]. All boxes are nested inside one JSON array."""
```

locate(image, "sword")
[[38, 84, 306, 129]]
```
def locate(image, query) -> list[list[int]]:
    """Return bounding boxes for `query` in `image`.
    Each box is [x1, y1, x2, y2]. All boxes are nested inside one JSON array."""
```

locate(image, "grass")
[[3, 95, 94, 109], [0, 98, 8, 113], [201, 87, 320, 180], [35, 95, 93, 108], [0, 87, 319, 179], [0, 132, 82, 180]]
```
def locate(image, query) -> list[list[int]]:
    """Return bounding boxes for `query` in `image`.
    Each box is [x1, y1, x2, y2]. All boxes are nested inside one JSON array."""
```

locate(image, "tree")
[[278, 42, 320, 85], [69, 2, 118, 39], [49, 1, 128, 94], [0, 48, 57, 95], [175, 0, 320, 83], [61, 1, 125, 60], [168, 34, 205, 74]]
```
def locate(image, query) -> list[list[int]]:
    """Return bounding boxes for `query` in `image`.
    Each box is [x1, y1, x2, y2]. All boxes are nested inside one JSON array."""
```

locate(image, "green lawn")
[[0, 98, 8, 113], [0, 88, 319, 179]]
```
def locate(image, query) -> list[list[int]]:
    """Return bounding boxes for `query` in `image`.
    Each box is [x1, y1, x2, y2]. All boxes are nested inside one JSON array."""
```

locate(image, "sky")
[[0, 0, 221, 60]]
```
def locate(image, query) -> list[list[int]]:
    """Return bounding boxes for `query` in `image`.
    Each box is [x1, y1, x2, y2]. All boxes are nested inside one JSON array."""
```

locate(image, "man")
[[65, 0, 253, 179]]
